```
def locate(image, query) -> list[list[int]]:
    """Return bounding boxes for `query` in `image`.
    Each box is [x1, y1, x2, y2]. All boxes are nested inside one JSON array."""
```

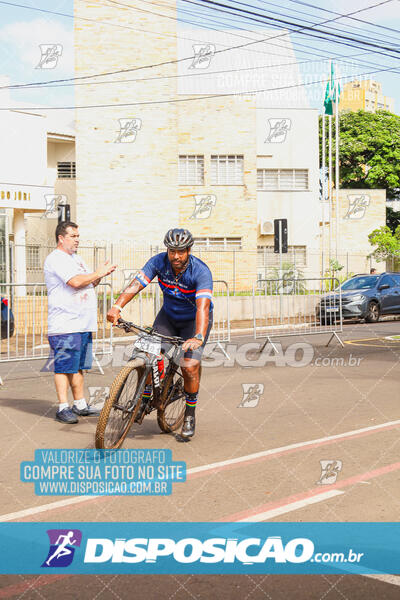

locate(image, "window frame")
[[210, 155, 244, 186], [57, 161, 76, 179], [257, 168, 309, 191], [178, 155, 205, 186], [257, 245, 307, 267], [193, 236, 242, 250]]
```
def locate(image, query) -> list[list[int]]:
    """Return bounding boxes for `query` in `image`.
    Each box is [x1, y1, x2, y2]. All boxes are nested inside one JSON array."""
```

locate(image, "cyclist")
[[107, 228, 213, 439]]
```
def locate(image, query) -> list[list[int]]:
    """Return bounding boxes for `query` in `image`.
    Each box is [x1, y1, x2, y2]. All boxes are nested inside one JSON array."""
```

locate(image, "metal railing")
[[0, 283, 113, 368], [252, 278, 344, 351], [1, 242, 389, 296], [207, 280, 230, 358]]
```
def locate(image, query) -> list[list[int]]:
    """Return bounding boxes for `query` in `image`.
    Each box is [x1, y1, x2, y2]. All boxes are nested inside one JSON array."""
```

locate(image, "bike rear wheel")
[[95, 358, 146, 449], [157, 362, 186, 433]]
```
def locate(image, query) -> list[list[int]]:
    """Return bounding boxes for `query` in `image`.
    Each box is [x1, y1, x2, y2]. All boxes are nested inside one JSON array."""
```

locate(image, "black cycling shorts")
[[153, 308, 213, 362]]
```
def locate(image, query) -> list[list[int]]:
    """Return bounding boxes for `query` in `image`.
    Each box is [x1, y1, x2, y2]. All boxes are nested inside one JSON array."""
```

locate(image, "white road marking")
[[236, 490, 344, 522], [188, 419, 400, 474], [0, 496, 94, 523], [1, 419, 399, 522], [364, 574, 400, 586]]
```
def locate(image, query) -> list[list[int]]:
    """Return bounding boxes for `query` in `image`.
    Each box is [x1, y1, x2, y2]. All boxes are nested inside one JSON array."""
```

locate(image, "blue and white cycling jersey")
[[135, 252, 213, 322]]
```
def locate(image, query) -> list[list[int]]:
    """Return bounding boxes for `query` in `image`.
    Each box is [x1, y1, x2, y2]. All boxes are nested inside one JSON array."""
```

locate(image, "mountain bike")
[[95, 318, 186, 449]]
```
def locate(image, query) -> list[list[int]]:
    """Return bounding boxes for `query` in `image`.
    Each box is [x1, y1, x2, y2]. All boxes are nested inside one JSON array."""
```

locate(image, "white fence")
[[253, 278, 343, 350], [0, 283, 113, 367], [0, 279, 230, 365]]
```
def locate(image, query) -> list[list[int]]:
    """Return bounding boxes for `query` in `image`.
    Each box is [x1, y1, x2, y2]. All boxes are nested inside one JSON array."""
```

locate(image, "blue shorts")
[[48, 332, 93, 374]]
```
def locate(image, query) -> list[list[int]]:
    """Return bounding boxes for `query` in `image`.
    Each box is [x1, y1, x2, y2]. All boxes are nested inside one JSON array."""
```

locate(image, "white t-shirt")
[[44, 249, 98, 335]]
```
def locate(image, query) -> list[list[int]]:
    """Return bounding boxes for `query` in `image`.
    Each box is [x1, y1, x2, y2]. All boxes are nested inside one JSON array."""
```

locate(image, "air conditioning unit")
[[260, 220, 274, 235]]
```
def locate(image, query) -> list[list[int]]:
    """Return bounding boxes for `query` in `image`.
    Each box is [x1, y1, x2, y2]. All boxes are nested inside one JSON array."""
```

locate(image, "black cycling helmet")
[[164, 228, 194, 250]]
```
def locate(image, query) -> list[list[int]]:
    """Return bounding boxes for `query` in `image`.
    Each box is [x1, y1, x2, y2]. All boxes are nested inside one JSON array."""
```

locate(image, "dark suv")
[[317, 273, 400, 324]]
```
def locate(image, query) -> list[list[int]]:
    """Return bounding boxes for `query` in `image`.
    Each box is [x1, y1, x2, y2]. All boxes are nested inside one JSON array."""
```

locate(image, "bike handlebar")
[[116, 317, 184, 344]]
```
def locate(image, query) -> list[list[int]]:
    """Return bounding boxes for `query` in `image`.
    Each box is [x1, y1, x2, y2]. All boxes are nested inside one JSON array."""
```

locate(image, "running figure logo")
[[189, 44, 215, 69], [122, 269, 138, 291], [265, 118, 291, 143], [42, 194, 68, 219], [42, 529, 82, 568], [238, 384, 264, 408], [190, 195, 216, 219], [36, 44, 63, 69], [344, 194, 370, 220], [115, 118, 142, 143], [317, 460, 343, 485], [88, 386, 110, 410]]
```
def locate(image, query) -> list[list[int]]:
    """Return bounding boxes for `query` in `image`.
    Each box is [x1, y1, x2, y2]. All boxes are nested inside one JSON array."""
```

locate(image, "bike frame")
[[115, 318, 184, 414]]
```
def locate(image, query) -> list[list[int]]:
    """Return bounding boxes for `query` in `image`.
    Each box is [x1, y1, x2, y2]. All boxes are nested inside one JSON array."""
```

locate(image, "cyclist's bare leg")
[[181, 358, 200, 393]]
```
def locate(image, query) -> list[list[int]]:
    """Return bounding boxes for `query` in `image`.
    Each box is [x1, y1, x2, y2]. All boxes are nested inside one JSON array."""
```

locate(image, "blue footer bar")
[[0, 522, 399, 574]]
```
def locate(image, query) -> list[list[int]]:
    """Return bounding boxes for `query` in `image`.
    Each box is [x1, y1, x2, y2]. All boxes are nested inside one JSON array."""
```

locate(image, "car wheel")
[[365, 301, 380, 323]]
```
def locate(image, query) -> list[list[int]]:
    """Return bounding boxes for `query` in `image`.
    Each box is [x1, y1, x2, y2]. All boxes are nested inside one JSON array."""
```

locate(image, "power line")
[[254, 0, 400, 43], [1, 0, 398, 93], [187, 0, 400, 56], [6, 46, 399, 91], [180, 0, 400, 66], [0, 64, 395, 110], [286, 0, 400, 37], [203, 0, 400, 48]]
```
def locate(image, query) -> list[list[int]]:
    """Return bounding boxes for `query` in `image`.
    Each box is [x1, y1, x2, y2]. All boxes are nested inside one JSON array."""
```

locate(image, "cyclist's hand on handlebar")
[[182, 337, 203, 352], [107, 307, 121, 326]]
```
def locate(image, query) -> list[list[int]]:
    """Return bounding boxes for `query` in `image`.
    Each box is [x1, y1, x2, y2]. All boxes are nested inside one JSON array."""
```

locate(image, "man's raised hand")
[[95, 260, 117, 279]]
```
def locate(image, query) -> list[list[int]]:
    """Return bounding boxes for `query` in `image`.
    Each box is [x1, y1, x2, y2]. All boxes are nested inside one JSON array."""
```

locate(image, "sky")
[[0, 0, 399, 112]]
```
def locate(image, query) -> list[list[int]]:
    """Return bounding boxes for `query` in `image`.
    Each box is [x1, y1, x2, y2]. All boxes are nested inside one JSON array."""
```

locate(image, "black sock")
[[185, 392, 197, 417]]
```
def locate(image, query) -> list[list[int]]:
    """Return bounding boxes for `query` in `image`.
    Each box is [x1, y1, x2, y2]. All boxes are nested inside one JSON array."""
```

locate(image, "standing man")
[[44, 221, 116, 424], [107, 228, 213, 439]]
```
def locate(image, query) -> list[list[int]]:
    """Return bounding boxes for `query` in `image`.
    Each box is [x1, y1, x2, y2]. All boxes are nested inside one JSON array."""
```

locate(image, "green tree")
[[368, 225, 400, 261], [386, 206, 400, 234], [319, 110, 400, 199]]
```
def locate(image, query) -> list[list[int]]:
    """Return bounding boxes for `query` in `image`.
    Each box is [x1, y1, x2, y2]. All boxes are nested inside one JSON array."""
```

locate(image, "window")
[[257, 169, 308, 191], [179, 155, 204, 185], [194, 237, 242, 250], [210, 155, 244, 185], [380, 275, 395, 287], [392, 274, 400, 286], [57, 162, 76, 179], [257, 245, 307, 267], [26, 246, 40, 270]]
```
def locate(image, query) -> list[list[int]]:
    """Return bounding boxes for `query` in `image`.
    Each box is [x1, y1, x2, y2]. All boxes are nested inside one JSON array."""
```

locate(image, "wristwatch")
[[194, 333, 204, 343]]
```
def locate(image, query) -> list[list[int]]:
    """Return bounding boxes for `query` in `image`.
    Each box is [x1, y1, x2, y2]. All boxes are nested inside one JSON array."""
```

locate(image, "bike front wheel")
[[95, 358, 146, 449]]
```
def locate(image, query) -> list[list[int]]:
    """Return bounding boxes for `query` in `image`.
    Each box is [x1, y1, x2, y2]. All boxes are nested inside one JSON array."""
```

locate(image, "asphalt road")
[[0, 320, 399, 599]]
